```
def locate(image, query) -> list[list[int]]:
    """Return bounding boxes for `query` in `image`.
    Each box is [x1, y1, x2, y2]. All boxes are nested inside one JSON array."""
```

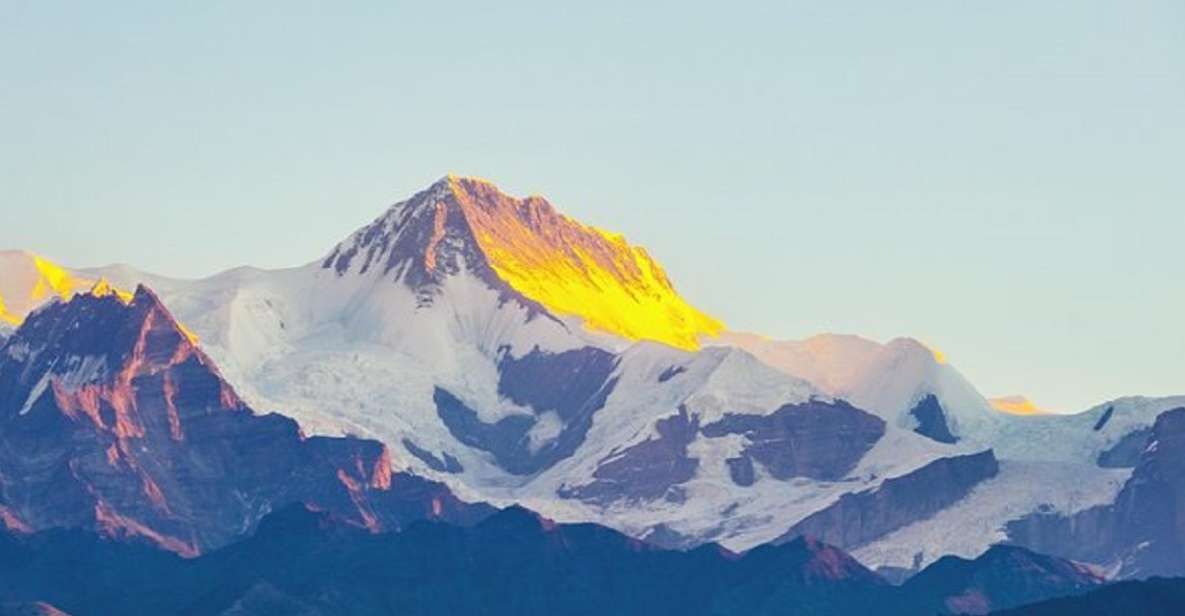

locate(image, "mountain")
[[1, 175, 1181, 574], [0, 282, 488, 554], [0, 500, 1111, 616], [0, 251, 118, 326], [1006, 405, 1185, 578], [18, 176, 982, 556], [716, 332, 997, 443], [322, 175, 723, 350], [848, 395, 1185, 576], [0, 503, 889, 615], [992, 577, 1185, 615], [899, 544, 1103, 615]]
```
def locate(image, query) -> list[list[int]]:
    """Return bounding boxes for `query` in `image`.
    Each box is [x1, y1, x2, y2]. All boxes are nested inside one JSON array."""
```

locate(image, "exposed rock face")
[[559, 406, 700, 504], [657, 365, 686, 382], [433, 346, 620, 476], [560, 398, 885, 506], [909, 394, 959, 444], [1093, 406, 1115, 430], [321, 176, 722, 349], [726, 455, 756, 486], [401, 438, 463, 474], [1007, 407, 1185, 578], [899, 544, 1103, 615], [777, 450, 1000, 550], [0, 286, 486, 554], [701, 399, 886, 481], [1096, 427, 1151, 468]]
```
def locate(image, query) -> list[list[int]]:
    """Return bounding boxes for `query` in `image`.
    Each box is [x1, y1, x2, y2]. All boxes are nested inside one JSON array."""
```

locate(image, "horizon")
[[2, 2, 1182, 412]]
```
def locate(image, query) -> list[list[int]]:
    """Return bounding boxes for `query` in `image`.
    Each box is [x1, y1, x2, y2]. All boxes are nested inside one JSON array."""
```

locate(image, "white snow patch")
[[18, 371, 52, 416]]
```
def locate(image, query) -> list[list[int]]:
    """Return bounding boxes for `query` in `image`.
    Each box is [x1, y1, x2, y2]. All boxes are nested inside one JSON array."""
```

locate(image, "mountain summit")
[[321, 176, 723, 350], [0, 251, 98, 326]]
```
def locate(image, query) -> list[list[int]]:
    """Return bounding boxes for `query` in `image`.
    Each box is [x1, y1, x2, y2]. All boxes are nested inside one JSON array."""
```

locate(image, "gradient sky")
[[2, 1, 1182, 412]]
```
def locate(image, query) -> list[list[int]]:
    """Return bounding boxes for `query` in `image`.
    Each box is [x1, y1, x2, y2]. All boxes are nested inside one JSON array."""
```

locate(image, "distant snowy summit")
[[0, 250, 104, 326], [321, 175, 723, 351]]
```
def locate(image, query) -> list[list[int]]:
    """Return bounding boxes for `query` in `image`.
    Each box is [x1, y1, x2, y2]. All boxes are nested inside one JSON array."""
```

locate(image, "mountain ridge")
[[321, 175, 723, 350], [0, 282, 489, 554], [0, 500, 1112, 616]]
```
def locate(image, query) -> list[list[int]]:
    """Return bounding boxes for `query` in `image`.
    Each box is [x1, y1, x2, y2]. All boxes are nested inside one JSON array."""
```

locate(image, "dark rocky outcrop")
[[900, 544, 1103, 615], [0, 286, 488, 555], [561, 398, 885, 506], [401, 438, 463, 474], [1007, 407, 1185, 579], [657, 365, 686, 382], [777, 450, 1000, 550], [909, 394, 959, 444], [496, 347, 619, 422], [1092, 406, 1115, 431], [558, 407, 700, 504], [434, 347, 618, 476], [1096, 427, 1151, 468], [727, 455, 756, 487], [701, 399, 886, 481], [318, 178, 540, 313]]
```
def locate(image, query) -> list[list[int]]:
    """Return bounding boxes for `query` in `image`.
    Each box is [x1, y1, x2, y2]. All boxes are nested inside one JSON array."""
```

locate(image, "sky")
[[1, 1, 1182, 411]]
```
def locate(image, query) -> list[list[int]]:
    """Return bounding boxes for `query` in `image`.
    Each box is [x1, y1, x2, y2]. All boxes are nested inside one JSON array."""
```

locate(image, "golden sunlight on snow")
[[0, 252, 95, 325], [989, 395, 1050, 416], [89, 277, 135, 305], [919, 341, 947, 365], [450, 176, 723, 350], [1, 254, 145, 330]]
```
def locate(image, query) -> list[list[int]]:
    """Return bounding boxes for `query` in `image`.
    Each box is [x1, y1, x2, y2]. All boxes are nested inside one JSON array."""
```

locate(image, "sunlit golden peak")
[[989, 395, 1050, 416], [439, 176, 724, 350], [88, 277, 134, 305], [0, 251, 93, 326], [0, 251, 140, 326]]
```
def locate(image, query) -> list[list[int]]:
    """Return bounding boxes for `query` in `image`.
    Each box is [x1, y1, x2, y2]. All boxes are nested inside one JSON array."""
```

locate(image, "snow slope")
[[718, 331, 1005, 444]]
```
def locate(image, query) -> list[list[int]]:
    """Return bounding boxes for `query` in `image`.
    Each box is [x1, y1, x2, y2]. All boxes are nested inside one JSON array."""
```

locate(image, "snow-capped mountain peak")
[[321, 176, 722, 350], [0, 250, 96, 326]]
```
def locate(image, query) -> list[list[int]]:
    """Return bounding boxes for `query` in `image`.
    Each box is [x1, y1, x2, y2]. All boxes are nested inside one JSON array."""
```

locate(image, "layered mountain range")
[[0, 501, 1105, 616], [1, 175, 1182, 582]]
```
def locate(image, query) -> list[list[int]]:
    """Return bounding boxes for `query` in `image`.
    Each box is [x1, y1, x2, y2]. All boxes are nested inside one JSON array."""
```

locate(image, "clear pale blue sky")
[[2, 1, 1182, 411]]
